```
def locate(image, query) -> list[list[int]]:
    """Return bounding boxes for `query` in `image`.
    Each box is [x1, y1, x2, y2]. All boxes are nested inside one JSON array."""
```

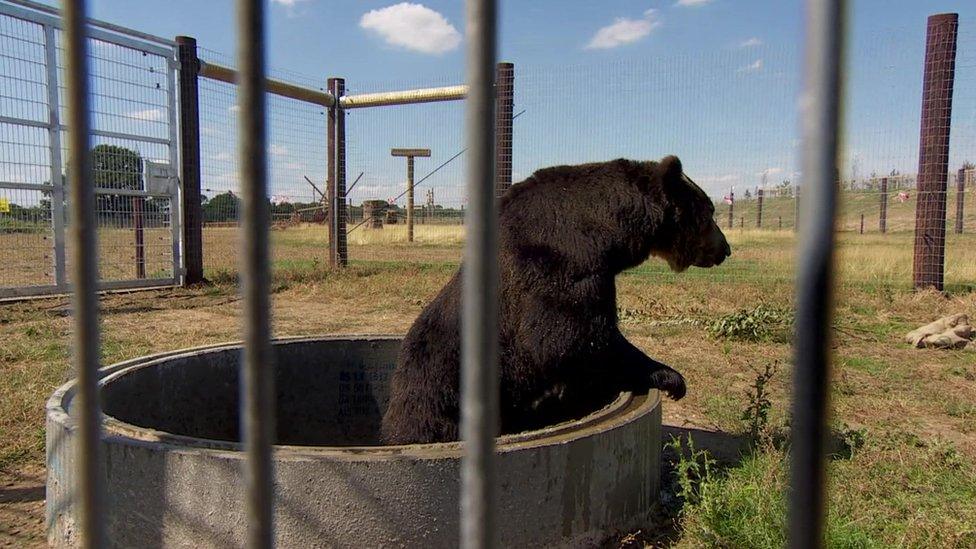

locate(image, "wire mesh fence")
[[2, 3, 975, 296], [1, 2, 179, 297], [166, 26, 976, 292], [197, 47, 329, 275]]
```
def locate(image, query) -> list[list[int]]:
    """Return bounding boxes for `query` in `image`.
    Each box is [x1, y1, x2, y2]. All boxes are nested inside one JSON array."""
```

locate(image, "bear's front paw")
[[649, 367, 686, 400]]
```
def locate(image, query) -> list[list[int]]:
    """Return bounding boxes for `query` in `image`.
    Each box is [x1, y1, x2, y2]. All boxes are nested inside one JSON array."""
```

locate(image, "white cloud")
[[269, 144, 289, 156], [698, 174, 740, 183], [739, 37, 762, 48], [228, 104, 240, 113], [126, 108, 164, 122], [738, 59, 763, 73], [759, 167, 783, 176], [210, 152, 233, 162], [585, 9, 660, 50], [360, 3, 461, 55], [675, 0, 713, 6], [271, 0, 310, 18]]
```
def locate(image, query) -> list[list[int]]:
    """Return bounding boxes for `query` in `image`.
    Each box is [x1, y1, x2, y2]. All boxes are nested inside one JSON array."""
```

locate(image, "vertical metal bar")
[[955, 167, 965, 234], [235, 0, 275, 546], [44, 23, 67, 290], [176, 36, 204, 284], [327, 77, 347, 268], [494, 62, 514, 198], [912, 13, 958, 291], [407, 155, 415, 242], [461, 0, 498, 547], [165, 49, 183, 284], [789, 1, 845, 548], [879, 177, 888, 233], [133, 196, 145, 278], [61, 0, 105, 547]]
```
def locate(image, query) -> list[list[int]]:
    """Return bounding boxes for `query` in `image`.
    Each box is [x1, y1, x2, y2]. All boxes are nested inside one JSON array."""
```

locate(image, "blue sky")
[[7, 0, 976, 207]]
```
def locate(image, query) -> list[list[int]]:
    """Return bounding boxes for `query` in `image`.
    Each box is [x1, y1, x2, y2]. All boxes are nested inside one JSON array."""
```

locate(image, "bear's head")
[[645, 155, 731, 272]]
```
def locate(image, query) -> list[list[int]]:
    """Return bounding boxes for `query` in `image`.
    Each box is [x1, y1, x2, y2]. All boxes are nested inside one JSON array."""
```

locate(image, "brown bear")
[[381, 155, 730, 444]]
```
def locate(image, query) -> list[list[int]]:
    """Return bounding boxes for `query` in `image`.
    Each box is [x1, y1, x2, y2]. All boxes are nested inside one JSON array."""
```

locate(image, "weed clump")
[[708, 304, 793, 342]]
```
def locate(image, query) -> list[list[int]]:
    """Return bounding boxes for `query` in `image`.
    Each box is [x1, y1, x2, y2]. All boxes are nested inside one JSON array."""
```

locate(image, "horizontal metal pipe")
[[61, 127, 173, 146], [0, 114, 49, 129], [93, 187, 172, 198], [0, 181, 53, 191], [199, 60, 335, 107], [340, 85, 467, 109], [0, 278, 178, 301]]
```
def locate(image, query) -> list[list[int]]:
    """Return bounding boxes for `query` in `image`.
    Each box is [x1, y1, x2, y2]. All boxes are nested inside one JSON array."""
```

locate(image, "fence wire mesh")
[[1, 3, 178, 296], [2, 9, 975, 296], [198, 47, 328, 275]]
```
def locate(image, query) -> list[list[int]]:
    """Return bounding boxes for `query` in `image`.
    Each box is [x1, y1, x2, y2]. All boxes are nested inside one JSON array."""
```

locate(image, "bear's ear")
[[656, 155, 683, 187]]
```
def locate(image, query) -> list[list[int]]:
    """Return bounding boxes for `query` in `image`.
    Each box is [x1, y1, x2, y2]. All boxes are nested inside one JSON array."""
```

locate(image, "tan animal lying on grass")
[[904, 313, 974, 350]]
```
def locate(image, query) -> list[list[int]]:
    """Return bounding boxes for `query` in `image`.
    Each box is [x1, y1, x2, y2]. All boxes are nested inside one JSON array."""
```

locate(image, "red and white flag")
[[897, 191, 910, 203], [723, 194, 734, 205]]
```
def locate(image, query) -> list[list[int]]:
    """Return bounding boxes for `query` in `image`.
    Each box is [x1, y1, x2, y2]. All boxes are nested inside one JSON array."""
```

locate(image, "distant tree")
[[744, 188, 752, 200], [203, 191, 241, 222], [776, 179, 793, 197], [91, 145, 144, 220]]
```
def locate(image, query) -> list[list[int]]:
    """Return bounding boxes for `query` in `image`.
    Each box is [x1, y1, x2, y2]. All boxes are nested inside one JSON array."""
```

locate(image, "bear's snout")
[[693, 225, 731, 268]]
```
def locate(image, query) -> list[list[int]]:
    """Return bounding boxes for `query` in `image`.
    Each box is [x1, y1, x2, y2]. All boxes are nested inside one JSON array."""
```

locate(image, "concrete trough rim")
[[47, 334, 661, 461]]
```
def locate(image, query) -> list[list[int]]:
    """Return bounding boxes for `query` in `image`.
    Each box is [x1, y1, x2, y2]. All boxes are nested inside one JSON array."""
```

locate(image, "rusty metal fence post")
[[328, 77, 348, 268], [879, 176, 888, 233], [913, 13, 958, 291], [494, 62, 514, 198], [955, 167, 966, 234]]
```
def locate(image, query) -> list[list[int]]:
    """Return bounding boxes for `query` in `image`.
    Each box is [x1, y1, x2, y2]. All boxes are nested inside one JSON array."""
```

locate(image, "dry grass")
[[2, 238, 976, 546]]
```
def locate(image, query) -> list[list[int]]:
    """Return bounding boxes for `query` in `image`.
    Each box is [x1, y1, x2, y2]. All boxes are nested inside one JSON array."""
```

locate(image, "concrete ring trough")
[[47, 336, 662, 548]]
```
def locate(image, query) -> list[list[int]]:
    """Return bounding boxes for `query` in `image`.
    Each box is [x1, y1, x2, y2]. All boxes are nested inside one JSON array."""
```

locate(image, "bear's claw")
[[650, 367, 686, 400]]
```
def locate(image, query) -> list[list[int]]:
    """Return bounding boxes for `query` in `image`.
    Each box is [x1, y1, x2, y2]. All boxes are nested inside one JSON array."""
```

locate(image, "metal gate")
[[0, 0, 181, 299]]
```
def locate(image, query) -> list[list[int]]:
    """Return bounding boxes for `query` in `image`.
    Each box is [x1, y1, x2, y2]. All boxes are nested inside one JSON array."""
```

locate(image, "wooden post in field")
[[728, 187, 734, 229], [955, 167, 966, 234], [133, 196, 145, 278], [756, 188, 764, 228], [740, 216, 744, 229], [779, 216, 783, 229], [391, 148, 431, 243], [913, 13, 958, 291], [859, 213, 864, 235], [879, 177, 888, 233]]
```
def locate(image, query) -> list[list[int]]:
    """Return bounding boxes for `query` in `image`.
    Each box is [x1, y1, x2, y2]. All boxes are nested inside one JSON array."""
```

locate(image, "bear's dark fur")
[[381, 156, 730, 444]]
